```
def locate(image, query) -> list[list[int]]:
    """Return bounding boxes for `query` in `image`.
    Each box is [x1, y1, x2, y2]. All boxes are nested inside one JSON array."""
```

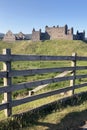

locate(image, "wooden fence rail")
[[0, 49, 87, 117]]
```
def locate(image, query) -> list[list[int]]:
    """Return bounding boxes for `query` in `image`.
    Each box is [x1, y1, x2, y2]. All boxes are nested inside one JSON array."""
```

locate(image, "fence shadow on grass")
[[1, 92, 87, 130], [35, 109, 87, 130], [14, 92, 87, 130]]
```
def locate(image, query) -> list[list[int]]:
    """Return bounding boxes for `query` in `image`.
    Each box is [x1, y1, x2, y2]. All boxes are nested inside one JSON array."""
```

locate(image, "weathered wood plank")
[[0, 55, 10, 62], [0, 75, 74, 94], [0, 54, 74, 62], [10, 75, 74, 91], [10, 74, 87, 92], [76, 74, 87, 79], [11, 66, 87, 77], [32, 71, 72, 93], [75, 82, 87, 89], [10, 55, 87, 61], [77, 56, 87, 61], [0, 82, 87, 109], [0, 53, 87, 62], [11, 82, 87, 107], [76, 66, 87, 70], [0, 74, 87, 94], [8, 66, 87, 77], [9, 67, 74, 77], [0, 86, 9, 94], [55, 71, 72, 78], [11, 55, 75, 61], [0, 71, 7, 78], [12, 86, 74, 107], [0, 103, 8, 111]]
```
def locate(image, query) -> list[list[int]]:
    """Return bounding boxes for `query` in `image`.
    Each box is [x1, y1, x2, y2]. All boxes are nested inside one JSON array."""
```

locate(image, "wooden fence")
[[0, 49, 87, 117]]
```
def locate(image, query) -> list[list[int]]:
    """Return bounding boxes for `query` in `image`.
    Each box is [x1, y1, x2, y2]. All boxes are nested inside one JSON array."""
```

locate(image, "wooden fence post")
[[70, 53, 77, 95], [3, 49, 12, 117]]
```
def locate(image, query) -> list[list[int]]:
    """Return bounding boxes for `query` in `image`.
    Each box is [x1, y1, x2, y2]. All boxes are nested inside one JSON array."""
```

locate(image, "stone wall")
[[2, 25, 85, 42], [32, 29, 41, 42], [3, 30, 16, 42], [16, 32, 25, 40], [45, 25, 73, 40]]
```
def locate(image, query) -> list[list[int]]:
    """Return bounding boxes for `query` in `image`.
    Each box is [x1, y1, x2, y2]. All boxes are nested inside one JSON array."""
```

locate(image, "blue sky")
[[0, 0, 87, 36]]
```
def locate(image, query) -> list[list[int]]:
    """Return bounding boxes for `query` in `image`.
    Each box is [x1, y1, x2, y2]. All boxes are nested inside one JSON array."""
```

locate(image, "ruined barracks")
[[32, 25, 85, 41], [3, 31, 29, 42], [2, 25, 85, 42]]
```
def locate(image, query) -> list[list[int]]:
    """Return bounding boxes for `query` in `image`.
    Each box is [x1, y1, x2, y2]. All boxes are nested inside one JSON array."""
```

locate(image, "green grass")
[[1, 92, 87, 130], [0, 40, 87, 98], [27, 100, 87, 130], [0, 40, 87, 101], [0, 39, 87, 129], [0, 39, 87, 55]]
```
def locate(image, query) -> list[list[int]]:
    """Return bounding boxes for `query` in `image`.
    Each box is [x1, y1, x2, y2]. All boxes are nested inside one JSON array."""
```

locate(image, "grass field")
[[0, 39, 87, 55], [0, 39, 87, 129], [25, 100, 87, 130]]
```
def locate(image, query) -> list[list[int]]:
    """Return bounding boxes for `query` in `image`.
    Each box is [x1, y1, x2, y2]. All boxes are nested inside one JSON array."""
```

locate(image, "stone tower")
[[32, 28, 41, 41]]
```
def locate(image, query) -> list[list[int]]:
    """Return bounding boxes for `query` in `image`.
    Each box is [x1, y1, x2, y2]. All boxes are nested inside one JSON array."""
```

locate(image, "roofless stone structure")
[[3, 30, 16, 42], [2, 24, 85, 42], [32, 25, 85, 41]]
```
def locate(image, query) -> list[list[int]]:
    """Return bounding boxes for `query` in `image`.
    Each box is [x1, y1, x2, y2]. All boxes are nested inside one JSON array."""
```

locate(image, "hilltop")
[[0, 40, 87, 56]]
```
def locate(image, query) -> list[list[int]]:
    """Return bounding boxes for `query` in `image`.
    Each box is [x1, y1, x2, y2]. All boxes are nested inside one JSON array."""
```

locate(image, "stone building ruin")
[[15, 32, 26, 40], [32, 25, 85, 41], [2, 24, 85, 42], [3, 30, 16, 42], [3, 31, 27, 42], [32, 28, 41, 41], [45, 25, 73, 40]]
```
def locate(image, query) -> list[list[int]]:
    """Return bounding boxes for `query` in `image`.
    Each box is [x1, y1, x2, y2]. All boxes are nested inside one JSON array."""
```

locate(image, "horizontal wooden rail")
[[31, 71, 72, 94], [12, 86, 74, 107], [1, 82, 87, 111], [0, 55, 9, 62], [0, 103, 8, 111], [0, 71, 7, 78], [0, 53, 87, 62], [0, 75, 74, 94], [77, 56, 87, 61], [0, 73, 87, 95], [8, 66, 87, 77], [0, 66, 87, 79], [8, 67, 73, 77], [76, 74, 87, 79], [76, 66, 87, 70], [11, 55, 75, 61], [12, 82, 87, 107], [11, 55, 87, 61]]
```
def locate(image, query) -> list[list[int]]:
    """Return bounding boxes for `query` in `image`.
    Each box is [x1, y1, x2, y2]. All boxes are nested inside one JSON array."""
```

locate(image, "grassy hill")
[[0, 40, 87, 129], [0, 40, 87, 56], [0, 39, 87, 105], [0, 39, 87, 96]]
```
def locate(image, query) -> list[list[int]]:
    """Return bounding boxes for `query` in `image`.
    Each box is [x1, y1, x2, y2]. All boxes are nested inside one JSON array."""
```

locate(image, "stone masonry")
[[32, 24, 85, 41], [32, 28, 41, 41], [2, 24, 85, 42], [3, 30, 16, 42]]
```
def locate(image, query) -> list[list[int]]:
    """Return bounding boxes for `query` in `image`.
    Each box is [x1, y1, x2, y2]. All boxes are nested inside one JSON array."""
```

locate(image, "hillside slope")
[[0, 40, 87, 129], [0, 40, 87, 56]]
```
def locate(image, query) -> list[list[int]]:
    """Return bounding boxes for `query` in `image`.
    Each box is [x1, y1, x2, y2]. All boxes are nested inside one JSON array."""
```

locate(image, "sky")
[[0, 0, 87, 36]]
